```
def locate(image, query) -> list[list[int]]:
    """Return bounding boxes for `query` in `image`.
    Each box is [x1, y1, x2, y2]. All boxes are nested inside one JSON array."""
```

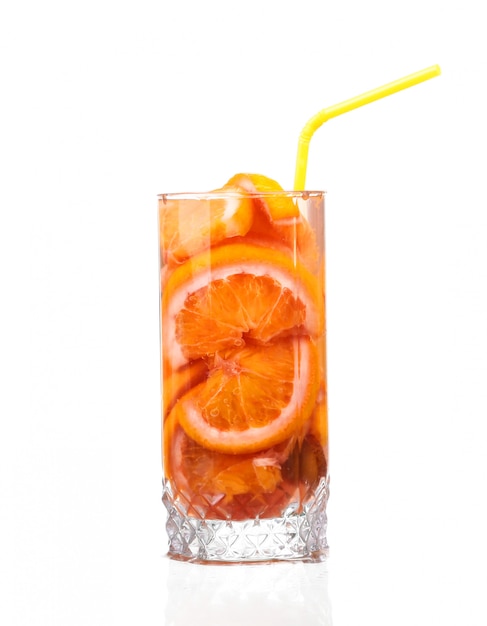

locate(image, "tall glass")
[[158, 189, 328, 562]]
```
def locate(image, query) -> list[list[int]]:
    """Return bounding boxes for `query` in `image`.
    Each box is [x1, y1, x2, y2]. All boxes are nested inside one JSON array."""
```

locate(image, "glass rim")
[[159, 190, 326, 201]]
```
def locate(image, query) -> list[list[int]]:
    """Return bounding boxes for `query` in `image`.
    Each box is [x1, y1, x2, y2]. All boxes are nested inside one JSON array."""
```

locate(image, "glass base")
[[162, 478, 329, 563]]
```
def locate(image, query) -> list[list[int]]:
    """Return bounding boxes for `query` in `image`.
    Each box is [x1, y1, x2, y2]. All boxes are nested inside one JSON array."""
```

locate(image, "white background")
[[1, 0, 486, 624]]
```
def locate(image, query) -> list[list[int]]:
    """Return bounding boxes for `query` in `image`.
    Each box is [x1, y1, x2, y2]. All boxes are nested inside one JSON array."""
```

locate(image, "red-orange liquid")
[[159, 176, 327, 521]]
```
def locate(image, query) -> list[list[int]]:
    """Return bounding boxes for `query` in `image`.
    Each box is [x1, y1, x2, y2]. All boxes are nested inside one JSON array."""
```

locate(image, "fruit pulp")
[[158, 175, 328, 552]]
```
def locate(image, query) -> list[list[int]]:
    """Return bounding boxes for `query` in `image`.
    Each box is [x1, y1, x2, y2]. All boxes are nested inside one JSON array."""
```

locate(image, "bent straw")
[[294, 65, 441, 189]]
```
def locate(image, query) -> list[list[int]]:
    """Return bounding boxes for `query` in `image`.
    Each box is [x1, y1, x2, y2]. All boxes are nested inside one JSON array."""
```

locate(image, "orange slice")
[[158, 187, 253, 264], [164, 412, 299, 519], [162, 359, 208, 419], [309, 388, 328, 448], [226, 173, 300, 220], [224, 173, 320, 271], [171, 337, 318, 454], [167, 421, 285, 497], [162, 242, 323, 368], [281, 433, 328, 492]]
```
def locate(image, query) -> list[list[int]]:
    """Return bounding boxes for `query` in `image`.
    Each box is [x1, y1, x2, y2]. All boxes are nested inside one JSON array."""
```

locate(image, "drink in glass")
[[158, 174, 328, 562]]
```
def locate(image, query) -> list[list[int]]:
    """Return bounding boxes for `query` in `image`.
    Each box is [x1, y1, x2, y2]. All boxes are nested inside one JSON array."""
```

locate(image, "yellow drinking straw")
[[294, 65, 441, 189]]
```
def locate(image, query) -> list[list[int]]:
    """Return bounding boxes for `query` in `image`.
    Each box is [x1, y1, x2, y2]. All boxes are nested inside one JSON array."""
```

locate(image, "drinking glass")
[[158, 189, 328, 562]]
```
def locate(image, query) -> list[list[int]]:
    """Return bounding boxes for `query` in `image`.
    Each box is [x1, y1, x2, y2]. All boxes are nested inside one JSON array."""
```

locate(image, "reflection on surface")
[[165, 558, 332, 626]]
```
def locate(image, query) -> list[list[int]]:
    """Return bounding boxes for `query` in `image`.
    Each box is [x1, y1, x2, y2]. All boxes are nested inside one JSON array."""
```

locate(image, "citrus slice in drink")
[[170, 337, 318, 455], [164, 414, 299, 519], [281, 433, 328, 492], [162, 359, 208, 419], [166, 419, 284, 497], [224, 173, 319, 271], [162, 242, 323, 368], [159, 187, 253, 264], [225, 173, 300, 220]]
